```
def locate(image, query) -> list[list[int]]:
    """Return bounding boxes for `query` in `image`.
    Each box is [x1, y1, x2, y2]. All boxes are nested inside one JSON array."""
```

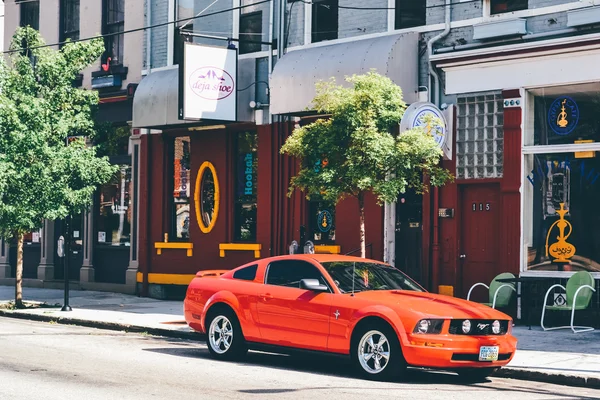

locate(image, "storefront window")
[[234, 132, 258, 242], [97, 166, 132, 246], [173, 137, 191, 240], [524, 83, 600, 273]]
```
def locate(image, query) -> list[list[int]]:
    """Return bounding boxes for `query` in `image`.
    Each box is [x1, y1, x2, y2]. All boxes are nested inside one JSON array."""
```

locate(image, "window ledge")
[[219, 243, 261, 258], [154, 242, 193, 257], [473, 18, 527, 41], [92, 64, 129, 78]]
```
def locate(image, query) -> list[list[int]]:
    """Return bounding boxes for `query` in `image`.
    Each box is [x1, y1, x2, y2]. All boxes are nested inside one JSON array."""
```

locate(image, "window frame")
[[169, 136, 192, 242], [488, 0, 528, 16], [264, 260, 332, 292], [19, 0, 40, 30], [394, 0, 426, 30], [239, 11, 263, 55], [102, 0, 125, 66], [60, 0, 80, 44], [311, 0, 339, 44]]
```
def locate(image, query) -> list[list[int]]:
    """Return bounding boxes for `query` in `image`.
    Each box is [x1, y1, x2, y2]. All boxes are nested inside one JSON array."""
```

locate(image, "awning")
[[132, 66, 194, 129], [270, 32, 419, 115]]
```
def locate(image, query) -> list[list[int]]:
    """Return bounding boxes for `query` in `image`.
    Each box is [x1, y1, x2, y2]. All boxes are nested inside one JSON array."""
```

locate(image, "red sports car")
[[184, 254, 517, 381]]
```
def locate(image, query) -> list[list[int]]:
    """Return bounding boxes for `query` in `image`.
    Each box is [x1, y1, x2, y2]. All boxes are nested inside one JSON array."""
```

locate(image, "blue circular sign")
[[317, 210, 333, 233], [548, 96, 579, 136]]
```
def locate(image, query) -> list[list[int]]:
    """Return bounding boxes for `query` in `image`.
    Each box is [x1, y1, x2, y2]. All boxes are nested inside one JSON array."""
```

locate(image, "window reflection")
[[173, 137, 191, 240], [97, 165, 131, 246]]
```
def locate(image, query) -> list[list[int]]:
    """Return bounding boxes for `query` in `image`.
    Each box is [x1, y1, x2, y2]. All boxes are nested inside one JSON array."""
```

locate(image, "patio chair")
[[540, 271, 596, 333], [466, 272, 516, 309]]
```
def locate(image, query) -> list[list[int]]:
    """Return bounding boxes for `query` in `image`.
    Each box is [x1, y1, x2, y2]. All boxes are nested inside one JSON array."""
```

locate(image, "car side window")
[[233, 265, 258, 281], [265, 260, 330, 290]]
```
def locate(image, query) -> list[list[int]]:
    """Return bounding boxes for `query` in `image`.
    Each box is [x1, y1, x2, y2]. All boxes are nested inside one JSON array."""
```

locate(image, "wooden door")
[[459, 184, 501, 301]]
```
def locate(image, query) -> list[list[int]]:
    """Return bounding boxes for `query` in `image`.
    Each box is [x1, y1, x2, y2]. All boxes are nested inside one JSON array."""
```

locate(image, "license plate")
[[478, 346, 499, 362]]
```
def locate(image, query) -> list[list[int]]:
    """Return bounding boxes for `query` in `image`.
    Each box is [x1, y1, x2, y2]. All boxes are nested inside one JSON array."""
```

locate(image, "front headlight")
[[413, 319, 444, 334], [492, 320, 501, 334], [462, 319, 471, 334]]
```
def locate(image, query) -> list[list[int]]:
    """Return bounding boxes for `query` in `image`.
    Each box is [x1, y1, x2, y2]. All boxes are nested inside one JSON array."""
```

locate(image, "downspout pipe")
[[426, 0, 451, 294], [146, 0, 152, 73]]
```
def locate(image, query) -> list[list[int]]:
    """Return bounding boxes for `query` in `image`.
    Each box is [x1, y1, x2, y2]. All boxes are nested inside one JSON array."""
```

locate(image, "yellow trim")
[[136, 272, 196, 285], [154, 242, 193, 257], [195, 161, 220, 234], [314, 245, 341, 254], [438, 285, 454, 297], [219, 243, 261, 258], [574, 140, 595, 159]]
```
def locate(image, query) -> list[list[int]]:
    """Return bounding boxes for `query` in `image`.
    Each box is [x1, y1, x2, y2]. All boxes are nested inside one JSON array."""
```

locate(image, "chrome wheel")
[[358, 330, 391, 374], [208, 315, 233, 354]]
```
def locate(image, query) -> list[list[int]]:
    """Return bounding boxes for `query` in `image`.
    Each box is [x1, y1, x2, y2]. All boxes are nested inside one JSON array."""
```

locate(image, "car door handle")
[[259, 293, 273, 301]]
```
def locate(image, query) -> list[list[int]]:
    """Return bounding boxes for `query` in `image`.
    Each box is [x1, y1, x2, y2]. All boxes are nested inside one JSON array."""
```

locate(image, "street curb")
[[495, 367, 600, 390], [0, 309, 204, 341], [2, 310, 598, 390]]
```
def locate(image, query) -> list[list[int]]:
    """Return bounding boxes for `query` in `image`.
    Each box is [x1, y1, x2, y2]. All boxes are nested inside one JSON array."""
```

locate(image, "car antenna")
[[351, 262, 356, 297]]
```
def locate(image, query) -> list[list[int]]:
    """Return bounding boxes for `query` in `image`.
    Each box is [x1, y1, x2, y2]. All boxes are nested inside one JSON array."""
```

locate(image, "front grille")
[[448, 320, 509, 335], [451, 353, 512, 362]]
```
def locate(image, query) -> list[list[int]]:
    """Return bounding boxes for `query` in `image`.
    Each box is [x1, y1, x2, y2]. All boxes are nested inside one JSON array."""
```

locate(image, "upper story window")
[[312, 0, 338, 44], [395, 0, 426, 30], [103, 0, 125, 66], [491, 0, 528, 15], [240, 11, 262, 55], [60, 0, 80, 43], [19, 0, 40, 30]]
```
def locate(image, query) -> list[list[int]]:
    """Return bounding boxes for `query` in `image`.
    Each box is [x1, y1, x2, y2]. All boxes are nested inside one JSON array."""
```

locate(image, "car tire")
[[351, 322, 406, 381], [205, 307, 247, 360], [457, 367, 499, 382]]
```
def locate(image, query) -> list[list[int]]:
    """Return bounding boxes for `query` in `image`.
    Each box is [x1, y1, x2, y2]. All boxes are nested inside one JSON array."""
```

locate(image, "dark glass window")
[[19, 0, 40, 30], [60, 0, 80, 43], [103, 0, 125, 65], [97, 166, 132, 246], [395, 0, 425, 30], [172, 137, 191, 240], [233, 265, 258, 281], [234, 132, 258, 242], [265, 260, 330, 290], [312, 0, 338, 43], [240, 11, 262, 55], [200, 166, 216, 229], [491, 0, 528, 14]]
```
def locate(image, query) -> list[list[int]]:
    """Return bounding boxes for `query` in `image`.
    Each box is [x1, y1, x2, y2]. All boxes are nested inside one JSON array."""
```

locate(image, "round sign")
[[317, 210, 333, 233], [400, 102, 448, 148], [548, 96, 579, 136], [188, 67, 235, 101]]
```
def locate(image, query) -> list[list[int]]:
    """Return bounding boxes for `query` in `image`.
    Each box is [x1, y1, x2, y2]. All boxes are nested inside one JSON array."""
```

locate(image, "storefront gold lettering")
[[545, 203, 576, 263]]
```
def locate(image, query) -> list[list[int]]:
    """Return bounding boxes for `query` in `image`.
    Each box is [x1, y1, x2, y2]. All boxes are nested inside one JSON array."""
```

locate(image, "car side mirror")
[[300, 278, 329, 292]]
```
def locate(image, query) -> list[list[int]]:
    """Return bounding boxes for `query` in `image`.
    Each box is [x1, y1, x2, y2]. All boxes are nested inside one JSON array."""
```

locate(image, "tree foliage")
[[281, 71, 452, 205], [0, 27, 116, 237]]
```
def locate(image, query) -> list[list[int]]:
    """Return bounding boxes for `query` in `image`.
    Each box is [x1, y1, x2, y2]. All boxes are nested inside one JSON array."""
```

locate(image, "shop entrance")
[[395, 191, 423, 284], [459, 184, 501, 300]]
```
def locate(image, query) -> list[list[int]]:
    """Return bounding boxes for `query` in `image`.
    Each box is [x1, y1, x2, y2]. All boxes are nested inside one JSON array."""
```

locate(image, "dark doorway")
[[395, 190, 423, 284]]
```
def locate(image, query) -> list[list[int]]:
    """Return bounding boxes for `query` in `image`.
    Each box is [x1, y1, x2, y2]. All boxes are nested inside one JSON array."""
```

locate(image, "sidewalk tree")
[[281, 71, 452, 258], [0, 28, 116, 308]]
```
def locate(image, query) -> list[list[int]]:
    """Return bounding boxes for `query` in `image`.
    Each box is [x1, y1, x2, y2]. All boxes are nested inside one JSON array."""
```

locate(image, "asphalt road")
[[0, 319, 598, 400]]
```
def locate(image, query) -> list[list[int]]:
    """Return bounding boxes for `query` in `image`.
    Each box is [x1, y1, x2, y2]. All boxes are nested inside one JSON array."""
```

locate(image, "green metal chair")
[[541, 271, 596, 334], [466, 272, 516, 309]]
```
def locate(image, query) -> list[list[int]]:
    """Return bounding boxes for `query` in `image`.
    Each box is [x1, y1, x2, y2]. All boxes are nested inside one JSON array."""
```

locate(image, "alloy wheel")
[[208, 315, 233, 354], [358, 329, 391, 374]]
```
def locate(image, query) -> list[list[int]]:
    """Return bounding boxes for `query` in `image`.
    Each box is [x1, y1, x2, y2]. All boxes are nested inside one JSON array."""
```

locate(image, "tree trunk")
[[358, 192, 366, 258], [15, 233, 24, 309]]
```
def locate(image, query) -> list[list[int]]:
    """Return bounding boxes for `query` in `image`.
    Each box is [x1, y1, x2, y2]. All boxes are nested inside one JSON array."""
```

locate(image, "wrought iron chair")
[[466, 272, 517, 309], [540, 271, 596, 333]]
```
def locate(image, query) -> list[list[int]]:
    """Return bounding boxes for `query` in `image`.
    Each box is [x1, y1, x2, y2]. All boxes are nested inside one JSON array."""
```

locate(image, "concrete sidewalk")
[[0, 286, 598, 389]]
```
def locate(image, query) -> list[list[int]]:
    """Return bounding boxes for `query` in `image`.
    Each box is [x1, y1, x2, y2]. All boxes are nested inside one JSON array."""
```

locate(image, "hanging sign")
[[180, 42, 238, 122], [400, 102, 452, 160]]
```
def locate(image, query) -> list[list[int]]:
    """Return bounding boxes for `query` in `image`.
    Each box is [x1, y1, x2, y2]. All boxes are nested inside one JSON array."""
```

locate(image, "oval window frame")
[[195, 161, 220, 234]]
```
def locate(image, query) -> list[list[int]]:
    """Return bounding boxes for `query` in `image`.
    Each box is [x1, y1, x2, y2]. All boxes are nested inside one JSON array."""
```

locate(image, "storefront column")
[[80, 206, 95, 282], [126, 133, 141, 288], [37, 220, 55, 280], [0, 238, 10, 278]]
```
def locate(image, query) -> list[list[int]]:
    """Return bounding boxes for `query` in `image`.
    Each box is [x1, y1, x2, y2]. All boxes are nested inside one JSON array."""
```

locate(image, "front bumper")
[[402, 333, 518, 369]]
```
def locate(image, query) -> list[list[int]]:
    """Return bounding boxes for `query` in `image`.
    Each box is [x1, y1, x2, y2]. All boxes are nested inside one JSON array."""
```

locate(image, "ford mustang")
[[184, 254, 517, 381]]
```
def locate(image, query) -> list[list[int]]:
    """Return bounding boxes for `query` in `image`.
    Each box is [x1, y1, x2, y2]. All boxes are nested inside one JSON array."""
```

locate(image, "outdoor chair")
[[466, 272, 516, 309], [540, 271, 596, 333]]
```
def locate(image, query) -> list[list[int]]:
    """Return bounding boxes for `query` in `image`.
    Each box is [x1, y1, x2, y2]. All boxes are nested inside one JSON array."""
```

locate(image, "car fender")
[[202, 290, 243, 332], [349, 305, 410, 347]]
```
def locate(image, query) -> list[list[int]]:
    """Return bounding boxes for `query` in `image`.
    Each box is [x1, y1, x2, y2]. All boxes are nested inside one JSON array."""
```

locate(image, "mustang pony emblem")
[[477, 323, 489, 330], [334, 310, 340, 320]]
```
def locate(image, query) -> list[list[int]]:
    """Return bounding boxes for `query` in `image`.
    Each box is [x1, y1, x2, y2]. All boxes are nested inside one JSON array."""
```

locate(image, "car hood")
[[353, 290, 511, 320]]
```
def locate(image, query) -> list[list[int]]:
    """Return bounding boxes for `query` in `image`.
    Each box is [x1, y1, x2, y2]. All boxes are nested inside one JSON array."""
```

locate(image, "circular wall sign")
[[317, 210, 333, 233], [548, 96, 579, 136], [399, 102, 448, 149]]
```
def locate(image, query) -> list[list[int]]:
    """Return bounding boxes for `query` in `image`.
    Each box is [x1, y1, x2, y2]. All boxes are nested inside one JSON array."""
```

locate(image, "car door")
[[255, 259, 333, 351]]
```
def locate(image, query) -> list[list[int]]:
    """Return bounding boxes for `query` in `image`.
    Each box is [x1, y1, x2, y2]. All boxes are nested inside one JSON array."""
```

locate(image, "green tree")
[[0, 28, 116, 308], [280, 72, 452, 258]]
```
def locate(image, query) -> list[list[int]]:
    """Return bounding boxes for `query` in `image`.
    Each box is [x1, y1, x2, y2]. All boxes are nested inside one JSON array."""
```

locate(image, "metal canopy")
[[270, 32, 419, 115], [132, 66, 194, 129]]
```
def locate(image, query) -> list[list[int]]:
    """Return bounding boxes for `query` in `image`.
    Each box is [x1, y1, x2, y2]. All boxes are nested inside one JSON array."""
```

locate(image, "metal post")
[[61, 213, 72, 312]]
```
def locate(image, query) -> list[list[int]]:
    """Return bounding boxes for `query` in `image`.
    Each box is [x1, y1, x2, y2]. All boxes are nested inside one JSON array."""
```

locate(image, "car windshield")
[[321, 261, 425, 293]]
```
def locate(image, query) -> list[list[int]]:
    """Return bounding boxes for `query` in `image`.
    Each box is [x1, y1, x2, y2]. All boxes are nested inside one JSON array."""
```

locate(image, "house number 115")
[[472, 203, 491, 212]]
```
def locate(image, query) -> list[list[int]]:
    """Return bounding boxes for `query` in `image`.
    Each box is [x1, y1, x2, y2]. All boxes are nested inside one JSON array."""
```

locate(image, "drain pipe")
[[146, 0, 152, 73], [427, 0, 451, 294]]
